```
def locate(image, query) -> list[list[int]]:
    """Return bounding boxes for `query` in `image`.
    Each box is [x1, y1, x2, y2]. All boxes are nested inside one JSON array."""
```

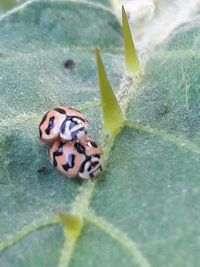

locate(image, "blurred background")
[[1, 0, 200, 49]]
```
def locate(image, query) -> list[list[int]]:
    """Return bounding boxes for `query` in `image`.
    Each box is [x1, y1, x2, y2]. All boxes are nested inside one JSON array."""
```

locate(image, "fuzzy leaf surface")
[[1, 1, 200, 267]]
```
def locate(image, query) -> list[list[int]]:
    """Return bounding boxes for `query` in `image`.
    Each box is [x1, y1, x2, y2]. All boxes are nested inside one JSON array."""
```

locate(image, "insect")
[[63, 59, 75, 69], [39, 107, 88, 143], [49, 135, 103, 179]]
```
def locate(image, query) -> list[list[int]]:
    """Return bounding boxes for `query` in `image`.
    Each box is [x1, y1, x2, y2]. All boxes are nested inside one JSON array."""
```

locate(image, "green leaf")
[[1, 1, 200, 267]]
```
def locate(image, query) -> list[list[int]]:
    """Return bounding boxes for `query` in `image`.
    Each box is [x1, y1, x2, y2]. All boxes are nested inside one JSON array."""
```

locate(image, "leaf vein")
[[125, 121, 200, 154], [57, 76, 139, 267], [0, 0, 118, 22], [0, 217, 59, 253], [86, 210, 151, 267]]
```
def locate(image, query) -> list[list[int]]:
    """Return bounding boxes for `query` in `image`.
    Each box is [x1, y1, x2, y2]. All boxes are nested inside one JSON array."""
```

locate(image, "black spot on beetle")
[[88, 158, 100, 172], [45, 116, 55, 135], [39, 112, 48, 127], [89, 141, 98, 148], [63, 59, 75, 69], [93, 154, 100, 159], [54, 108, 66, 114], [79, 159, 88, 174], [39, 128, 42, 138], [62, 154, 75, 171], [68, 107, 80, 112], [53, 144, 63, 167], [74, 142, 85, 154], [91, 160, 99, 168]]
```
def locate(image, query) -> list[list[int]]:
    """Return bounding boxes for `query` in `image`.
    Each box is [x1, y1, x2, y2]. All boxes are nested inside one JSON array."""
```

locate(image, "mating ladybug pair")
[[39, 107, 102, 179]]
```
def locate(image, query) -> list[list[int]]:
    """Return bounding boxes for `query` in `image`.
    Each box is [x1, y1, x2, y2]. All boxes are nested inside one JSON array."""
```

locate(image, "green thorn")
[[59, 213, 83, 241], [122, 5, 141, 75], [96, 48, 125, 136]]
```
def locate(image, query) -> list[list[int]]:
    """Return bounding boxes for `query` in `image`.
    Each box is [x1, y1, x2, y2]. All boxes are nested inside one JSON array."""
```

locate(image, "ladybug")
[[49, 136, 103, 179], [39, 107, 88, 143]]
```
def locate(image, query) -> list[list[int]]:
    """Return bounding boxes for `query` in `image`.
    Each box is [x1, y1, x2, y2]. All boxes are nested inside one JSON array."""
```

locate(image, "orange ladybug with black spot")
[[49, 135, 102, 179], [39, 107, 88, 143]]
